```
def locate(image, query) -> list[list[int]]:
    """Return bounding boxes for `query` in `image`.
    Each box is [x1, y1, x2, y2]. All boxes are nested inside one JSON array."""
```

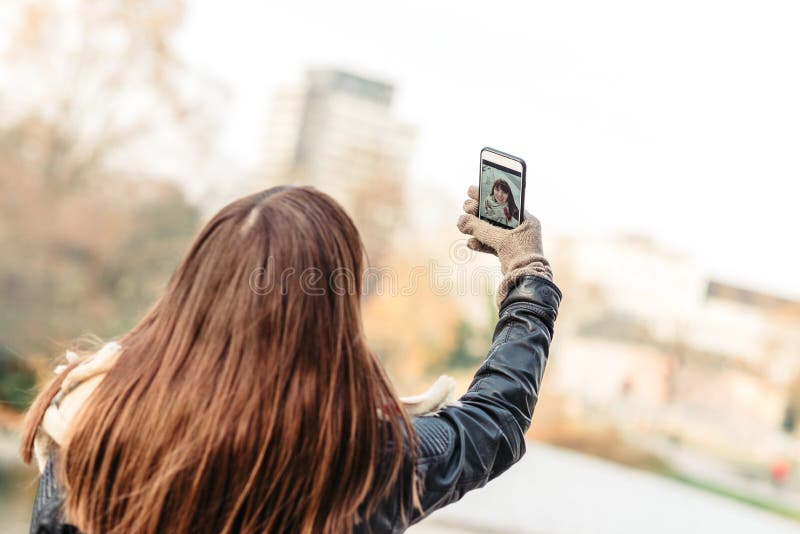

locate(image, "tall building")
[[260, 69, 416, 262]]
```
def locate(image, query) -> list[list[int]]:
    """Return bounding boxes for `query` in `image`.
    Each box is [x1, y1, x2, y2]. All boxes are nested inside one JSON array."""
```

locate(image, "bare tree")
[[0, 0, 221, 361]]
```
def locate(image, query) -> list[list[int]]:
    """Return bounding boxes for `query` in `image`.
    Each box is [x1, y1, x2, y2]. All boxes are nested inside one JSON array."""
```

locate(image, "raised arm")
[[399, 186, 562, 528], [405, 275, 560, 525]]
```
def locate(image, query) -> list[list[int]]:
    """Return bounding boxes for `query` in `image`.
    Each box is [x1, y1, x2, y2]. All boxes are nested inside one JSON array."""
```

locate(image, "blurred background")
[[1, 1, 799, 532]]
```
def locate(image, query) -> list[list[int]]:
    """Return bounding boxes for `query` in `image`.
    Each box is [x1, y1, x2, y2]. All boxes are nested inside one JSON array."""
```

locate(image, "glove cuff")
[[496, 259, 553, 308]]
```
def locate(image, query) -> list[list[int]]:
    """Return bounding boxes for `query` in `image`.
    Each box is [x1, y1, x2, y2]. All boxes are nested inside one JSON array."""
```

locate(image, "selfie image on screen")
[[480, 162, 522, 228]]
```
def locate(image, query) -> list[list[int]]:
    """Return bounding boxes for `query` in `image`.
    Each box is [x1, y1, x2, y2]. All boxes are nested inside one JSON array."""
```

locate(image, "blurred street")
[[4, 433, 799, 533], [409, 441, 800, 534]]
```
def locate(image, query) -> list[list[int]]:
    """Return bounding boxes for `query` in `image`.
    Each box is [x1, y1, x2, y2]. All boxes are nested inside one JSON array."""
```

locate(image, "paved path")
[[409, 441, 800, 534]]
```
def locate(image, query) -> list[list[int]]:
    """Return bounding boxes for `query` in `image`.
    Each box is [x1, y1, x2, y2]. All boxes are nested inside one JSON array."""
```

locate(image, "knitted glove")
[[457, 185, 553, 307]]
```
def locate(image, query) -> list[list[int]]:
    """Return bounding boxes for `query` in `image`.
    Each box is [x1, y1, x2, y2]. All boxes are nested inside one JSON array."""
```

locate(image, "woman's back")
[[22, 185, 561, 533]]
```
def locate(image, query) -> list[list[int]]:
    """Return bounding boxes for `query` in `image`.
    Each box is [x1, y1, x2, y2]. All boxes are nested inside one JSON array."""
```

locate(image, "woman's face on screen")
[[493, 186, 508, 203]]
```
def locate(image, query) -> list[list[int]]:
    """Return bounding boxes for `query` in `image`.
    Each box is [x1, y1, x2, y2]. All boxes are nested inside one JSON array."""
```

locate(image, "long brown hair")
[[21, 186, 417, 533]]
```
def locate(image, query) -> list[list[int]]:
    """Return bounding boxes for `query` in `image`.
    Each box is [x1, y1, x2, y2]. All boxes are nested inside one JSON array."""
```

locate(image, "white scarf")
[[484, 195, 513, 224]]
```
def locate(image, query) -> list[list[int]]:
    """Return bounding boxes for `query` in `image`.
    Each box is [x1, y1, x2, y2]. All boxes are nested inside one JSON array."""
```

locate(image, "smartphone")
[[478, 147, 526, 229]]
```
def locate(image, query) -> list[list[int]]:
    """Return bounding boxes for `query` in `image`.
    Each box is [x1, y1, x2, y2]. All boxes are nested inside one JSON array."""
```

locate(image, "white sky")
[[175, 0, 800, 299]]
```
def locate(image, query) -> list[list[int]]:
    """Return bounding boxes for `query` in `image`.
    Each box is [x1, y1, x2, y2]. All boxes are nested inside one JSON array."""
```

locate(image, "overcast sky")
[[176, 0, 800, 299]]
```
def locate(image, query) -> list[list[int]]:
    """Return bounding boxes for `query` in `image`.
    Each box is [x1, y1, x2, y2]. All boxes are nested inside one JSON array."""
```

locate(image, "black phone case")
[[478, 147, 527, 230]]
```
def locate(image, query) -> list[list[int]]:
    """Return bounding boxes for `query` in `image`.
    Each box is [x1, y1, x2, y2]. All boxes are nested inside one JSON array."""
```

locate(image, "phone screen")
[[479, 155, 524, 229]]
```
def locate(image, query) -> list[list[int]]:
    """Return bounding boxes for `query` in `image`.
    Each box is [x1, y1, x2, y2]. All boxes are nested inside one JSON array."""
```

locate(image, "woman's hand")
[[458, 185, 553, 306]]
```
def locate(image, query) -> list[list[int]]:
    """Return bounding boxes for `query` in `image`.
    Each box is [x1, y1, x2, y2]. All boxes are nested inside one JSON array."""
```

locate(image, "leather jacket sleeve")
[[389, 275, 561, 531], [29, 455, 78, 534]]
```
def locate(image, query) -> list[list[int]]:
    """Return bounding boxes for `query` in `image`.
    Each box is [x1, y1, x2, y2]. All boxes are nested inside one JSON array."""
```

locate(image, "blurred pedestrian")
[[770, 458, 791, 487]]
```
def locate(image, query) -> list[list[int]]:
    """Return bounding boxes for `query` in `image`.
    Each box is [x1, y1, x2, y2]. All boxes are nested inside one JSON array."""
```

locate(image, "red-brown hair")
[[21, 186, 417, 533]]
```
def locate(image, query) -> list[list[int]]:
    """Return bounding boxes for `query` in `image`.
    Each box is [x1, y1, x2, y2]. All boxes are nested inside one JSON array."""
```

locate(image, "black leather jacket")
[[30, 275, 561, 534]]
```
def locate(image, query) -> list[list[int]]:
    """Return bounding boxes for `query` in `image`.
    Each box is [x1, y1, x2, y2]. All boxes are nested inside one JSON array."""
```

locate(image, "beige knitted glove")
[[457, 185, 553, 307]]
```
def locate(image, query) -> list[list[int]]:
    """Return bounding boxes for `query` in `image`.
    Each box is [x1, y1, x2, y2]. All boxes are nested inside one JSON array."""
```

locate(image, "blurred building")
[[549, 235, 800, 463], [260, 69, 416, 262]]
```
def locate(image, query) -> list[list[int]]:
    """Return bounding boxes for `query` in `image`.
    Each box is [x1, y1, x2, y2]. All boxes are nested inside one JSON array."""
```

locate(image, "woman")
[[483, 178, 520, 226], [21, 184, 561, 533]]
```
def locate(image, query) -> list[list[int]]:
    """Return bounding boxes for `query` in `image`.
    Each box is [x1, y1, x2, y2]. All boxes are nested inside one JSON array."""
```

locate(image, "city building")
[[260, 69, 416, 262], [548, 235, 800, 462]]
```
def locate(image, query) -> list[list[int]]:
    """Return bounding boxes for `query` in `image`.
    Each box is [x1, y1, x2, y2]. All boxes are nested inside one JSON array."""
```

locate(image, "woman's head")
[[21, 186, 416, 533], [491, 179, 519, 220], [492, 180, 510, 203]]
